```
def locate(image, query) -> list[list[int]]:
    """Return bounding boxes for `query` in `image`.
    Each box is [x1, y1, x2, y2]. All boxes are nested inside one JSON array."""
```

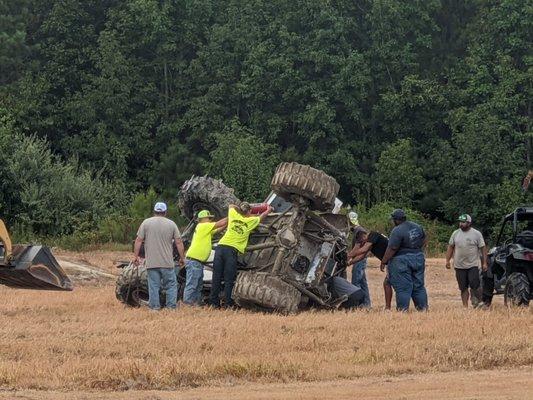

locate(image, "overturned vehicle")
[[116, 162, 358, 313]]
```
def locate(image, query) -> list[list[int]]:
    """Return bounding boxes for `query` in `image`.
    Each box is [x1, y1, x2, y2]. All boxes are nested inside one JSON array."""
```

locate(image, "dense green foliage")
[[0, 0, 531, 240]]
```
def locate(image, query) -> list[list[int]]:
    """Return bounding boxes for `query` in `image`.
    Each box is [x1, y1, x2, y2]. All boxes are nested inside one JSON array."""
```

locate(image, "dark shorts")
[[455, 267, 480, 292]]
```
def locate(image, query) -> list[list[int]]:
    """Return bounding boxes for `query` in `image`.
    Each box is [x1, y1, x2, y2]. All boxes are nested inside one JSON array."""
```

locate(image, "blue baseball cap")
[[391, 209, 406, 220], [154, 202, 167, 212]]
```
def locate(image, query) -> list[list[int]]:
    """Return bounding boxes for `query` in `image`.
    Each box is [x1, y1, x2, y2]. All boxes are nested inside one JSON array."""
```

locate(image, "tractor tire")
[[178, 176, 239, 220], [504, 272, 530, 307], [115, 263, 150, 307], [232, 271, 301, 314], [270, 162, 339, 212]]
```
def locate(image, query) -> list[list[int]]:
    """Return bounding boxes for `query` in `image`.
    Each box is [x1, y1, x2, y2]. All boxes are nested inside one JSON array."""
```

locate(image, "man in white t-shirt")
[[445, 214, 487, 307]]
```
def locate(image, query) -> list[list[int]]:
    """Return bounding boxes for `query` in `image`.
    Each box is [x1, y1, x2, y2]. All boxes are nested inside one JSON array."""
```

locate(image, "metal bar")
[[271, 247, 287, 274], [265, 206, 293, 230], [302, 231, 334, 243], [245, 241, 277, 252], [284, 279, 327, 306], [306, 212, 344, 238]]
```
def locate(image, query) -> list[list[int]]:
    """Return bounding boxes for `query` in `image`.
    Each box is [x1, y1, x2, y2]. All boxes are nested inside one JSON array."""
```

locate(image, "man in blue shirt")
[[381, 209, 428, 311]]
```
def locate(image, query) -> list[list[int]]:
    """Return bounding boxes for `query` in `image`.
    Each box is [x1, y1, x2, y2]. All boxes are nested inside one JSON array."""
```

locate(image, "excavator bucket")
[[0, 244, 73, 291]]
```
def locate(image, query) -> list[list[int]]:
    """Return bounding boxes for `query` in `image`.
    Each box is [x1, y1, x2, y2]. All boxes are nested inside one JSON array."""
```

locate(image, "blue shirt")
[[388, 221, 426, 256]]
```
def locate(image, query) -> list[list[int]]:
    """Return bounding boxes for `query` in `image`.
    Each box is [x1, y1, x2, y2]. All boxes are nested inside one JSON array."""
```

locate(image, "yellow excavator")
[[0, 219, 72, 290]]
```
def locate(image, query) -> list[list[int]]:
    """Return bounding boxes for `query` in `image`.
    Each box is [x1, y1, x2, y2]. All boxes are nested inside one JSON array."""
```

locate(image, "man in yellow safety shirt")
[[208, 202, 272, 308], [183, 210, 227, 305]]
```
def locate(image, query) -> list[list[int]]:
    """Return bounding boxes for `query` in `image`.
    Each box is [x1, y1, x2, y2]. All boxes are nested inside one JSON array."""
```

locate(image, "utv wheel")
[[115, 263, 166, 307], [116, 263, 150, 307], [504, 272, 530, 307], [232, 271, 301, 314], [178, 176, 239, 220], [271, 162, 339, 212]]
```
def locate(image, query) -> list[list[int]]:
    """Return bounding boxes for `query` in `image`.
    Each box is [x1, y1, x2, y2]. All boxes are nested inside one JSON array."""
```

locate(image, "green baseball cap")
[[197, 210, 215, 219], [458, 214, 472, 223]]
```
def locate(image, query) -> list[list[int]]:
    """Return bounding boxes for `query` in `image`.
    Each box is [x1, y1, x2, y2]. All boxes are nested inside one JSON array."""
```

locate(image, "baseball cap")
[[197, 210, 214, 219], [458, 214, 472, 223], [391, 209, 406, 220], [348, 211, 359, 226], [154, 202, 167, 212]]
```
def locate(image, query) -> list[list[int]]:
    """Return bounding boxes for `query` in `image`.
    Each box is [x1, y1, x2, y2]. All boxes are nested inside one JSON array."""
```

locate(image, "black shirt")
[[367, 231, 389, 261]]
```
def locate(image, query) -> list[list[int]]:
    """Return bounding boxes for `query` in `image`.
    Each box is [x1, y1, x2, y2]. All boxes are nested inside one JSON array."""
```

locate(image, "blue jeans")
[[183, 259, 204, 305], [147, 268, 178, 310], [388, 253, 428, 311], [351, 258, 371, 307], [209, 245, 238, 307]]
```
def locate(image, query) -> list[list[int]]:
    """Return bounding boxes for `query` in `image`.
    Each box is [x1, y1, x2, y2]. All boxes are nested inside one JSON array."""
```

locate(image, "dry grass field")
[[0, 251, 532, 399]]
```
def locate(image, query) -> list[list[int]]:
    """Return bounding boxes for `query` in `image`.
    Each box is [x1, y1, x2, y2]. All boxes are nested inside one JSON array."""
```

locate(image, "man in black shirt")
[[348, 228, 393, 310]]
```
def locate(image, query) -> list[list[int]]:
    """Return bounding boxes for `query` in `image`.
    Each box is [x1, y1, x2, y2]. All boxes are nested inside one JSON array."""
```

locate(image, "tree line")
[[0, 0, 531, 238]]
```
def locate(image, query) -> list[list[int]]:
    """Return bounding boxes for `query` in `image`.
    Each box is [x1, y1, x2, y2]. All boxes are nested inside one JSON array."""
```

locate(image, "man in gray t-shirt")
[[445, 214, 487, 308], [134, 202, 185, 310]]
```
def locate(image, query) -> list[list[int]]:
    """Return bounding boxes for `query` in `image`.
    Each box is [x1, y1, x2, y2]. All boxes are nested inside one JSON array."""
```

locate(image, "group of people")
[[133, 201, 271, 310], [348, 211, 488, 310], [134, 201, 488, 311]]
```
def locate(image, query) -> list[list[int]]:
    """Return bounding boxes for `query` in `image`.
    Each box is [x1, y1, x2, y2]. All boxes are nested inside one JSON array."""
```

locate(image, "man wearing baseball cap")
[[182, 210, 227, 305], [209, 202, 272, 308], [445, 214, 487, 307], [381, 209, 428, 311], [134, 202, 185, 310]]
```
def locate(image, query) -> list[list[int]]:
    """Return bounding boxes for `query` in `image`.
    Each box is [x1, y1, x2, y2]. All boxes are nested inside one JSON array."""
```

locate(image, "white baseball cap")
[[154, 202, 167, 212]]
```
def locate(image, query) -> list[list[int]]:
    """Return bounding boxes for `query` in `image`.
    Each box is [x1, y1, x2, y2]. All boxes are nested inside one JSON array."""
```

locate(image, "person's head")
[[238, 201, 252, 216], [458, 214, 472, 231], [153, 202, 167, 216], [197, 209, 215, 223], [348, 211, 359, 226], [390, 209, 407, 226], [353, 226, 368, 244]]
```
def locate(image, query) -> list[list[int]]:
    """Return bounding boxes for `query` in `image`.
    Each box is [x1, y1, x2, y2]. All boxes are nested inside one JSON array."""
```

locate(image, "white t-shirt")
[[449, 228, 485, 269]]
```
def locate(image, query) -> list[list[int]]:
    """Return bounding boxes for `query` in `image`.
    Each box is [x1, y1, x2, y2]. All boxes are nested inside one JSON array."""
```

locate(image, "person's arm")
[[380, 247, 398, 271], [258, 205, 273, 222], [133, 221, 145, 265], [350, 251, 369, 264], [213, 218, 228, 233], [481, 246, 488, 271], [380, 228, 400, 271], [133, 237, 143, 265], [173, 224, 186, 267], [175, 237, 186, 267], [348, 242, 373, 261], [445, 245, 454, 269]]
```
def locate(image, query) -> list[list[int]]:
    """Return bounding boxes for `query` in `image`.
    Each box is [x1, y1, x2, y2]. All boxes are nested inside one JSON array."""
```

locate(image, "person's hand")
[[445, 261, 451, 269], [380, 262, 386, 272], [179, 257, 185, 268], [482, 263, 488, 272], [132, 255, 141, 266]]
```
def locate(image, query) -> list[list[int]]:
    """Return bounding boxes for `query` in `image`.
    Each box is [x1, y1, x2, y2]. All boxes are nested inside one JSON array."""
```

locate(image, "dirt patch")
[[1, 368, 532, 399]]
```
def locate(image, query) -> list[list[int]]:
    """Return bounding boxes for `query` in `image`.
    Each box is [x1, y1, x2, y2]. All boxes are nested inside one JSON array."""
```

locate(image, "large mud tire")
[[271, 162, 339, 211], [115, 263, 150, 307], [504, 272, 530, 307], [178, 176, 239, 220], [232, 271, 301, 314]]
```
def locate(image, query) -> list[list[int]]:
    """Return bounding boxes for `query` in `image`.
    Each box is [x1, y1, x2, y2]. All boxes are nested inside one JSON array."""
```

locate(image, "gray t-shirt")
[[449, 228, 485, 269], [137, 216, 181, 269], [388, 221, 426, 256]]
